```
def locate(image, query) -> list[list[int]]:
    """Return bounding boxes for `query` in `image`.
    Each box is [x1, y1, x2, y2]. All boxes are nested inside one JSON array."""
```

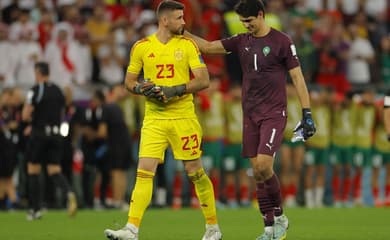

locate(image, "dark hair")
[[94, 89, 106, 103], [234, 0, 265, 18], [34, 61, 50, 76], [156, 0, 184, 18]]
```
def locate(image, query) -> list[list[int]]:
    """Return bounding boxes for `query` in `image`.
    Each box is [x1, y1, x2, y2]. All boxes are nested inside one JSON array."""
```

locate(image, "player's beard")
[[170, 26, 184, 35]]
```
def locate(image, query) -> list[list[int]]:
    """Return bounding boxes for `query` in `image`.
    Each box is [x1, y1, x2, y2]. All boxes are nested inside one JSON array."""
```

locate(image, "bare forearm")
[[294, 80, 311, 109], [124, 73, 139, 94], [385, 109, 390, 134], [184, 31, 209, 52], [185, 78, 209, 94], [290, 67, 310, 109], [183, 31, 226, 54]]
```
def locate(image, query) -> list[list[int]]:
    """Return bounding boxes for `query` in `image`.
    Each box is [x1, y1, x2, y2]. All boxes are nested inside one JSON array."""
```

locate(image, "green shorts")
[[305, 147, 329, 166], [353, 147, 372, 167], [223, 143, 251, 171], [202, 140, 224, 169], [282, 138, 305, 148], [330, 145, 354, 165], [371, 148, 390, 167]]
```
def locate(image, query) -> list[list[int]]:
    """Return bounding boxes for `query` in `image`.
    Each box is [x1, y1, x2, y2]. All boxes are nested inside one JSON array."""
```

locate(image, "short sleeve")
[[186, 39, 206, 70], [127, 40, 145, 74], [221, 34, 242, 53], [282, 36, 300, 71]]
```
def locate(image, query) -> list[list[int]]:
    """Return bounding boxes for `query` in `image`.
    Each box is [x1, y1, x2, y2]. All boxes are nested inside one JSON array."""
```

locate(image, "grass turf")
[[0, 207, 389, 239]]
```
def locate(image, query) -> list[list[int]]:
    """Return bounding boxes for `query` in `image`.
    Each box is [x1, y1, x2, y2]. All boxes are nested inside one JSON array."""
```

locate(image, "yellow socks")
[[188, 168, 218, 225], [128, 169, 154, 227]]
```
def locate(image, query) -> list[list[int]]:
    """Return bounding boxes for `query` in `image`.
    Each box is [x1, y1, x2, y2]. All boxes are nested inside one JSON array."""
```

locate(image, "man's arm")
[[289, 66, 310, 109], [22, 103, 34, 122], [185, 67, 210, 94], [184, 31, 227, 54], [289, 66, 316, 140], [124, 72, 155, 96], [124, 72, 140, 94], [155, 67, 210, 103]]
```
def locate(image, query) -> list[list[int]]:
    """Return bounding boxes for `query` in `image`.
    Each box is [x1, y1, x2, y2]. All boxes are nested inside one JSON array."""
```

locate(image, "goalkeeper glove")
[[133, 79, 155, 96], [155, 84, 186, 102], [293, 108, 316, 141]]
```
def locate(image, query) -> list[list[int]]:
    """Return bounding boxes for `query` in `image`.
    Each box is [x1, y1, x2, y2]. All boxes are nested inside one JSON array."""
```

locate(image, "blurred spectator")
[[352, 88, 376, 206], [72, 28, 93, 101], [85, 4, 111, 82], [290, 16, 315, 82], [346, 23, 375, 88], [0, 23, 17, 88], [37, 9, 55, 50], [304, 87, 331, 208], [9, 8, 38, 42], [371, 99, 389, 207], [196, 76, 225, 208], [104, 84, 133, 209], [330, 91, 356, 208], [97, 28, 126, 86], [315, 23, 351, 94], [280, 83, 305, 208], [288, 0, 318, 32], [30, 0, 54, 24], [62, 4, 84, 34], [264, 0, 285, 31], [200, 0, 225, 77], [79, 89, 108, 208], [379, 35, 390, 86], [16, 29, 43, 93], [104, 0, 128, 22], [222, 83, 251, 208], [0, 87, 21, 210], [44, 22, 78, 88], [1, 0, 20, 25]]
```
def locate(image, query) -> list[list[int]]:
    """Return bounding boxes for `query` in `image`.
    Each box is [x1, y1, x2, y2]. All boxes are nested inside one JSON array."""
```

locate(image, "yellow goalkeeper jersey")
[[127, 33, 206, 120]]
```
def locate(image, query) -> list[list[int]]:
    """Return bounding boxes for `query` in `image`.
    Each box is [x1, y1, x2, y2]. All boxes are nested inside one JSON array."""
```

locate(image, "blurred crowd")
[[1, 0, 390, 211]]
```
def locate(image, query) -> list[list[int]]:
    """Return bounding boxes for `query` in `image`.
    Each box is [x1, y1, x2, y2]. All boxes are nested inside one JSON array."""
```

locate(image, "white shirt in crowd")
[[0, 40, 18, 88], [15, 38, 42, 92], [44, 22, 78, 88], [347, 37, 375, 84]]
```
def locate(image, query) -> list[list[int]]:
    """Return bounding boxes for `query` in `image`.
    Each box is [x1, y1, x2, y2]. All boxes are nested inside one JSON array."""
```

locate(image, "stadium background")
[[0, 0, 390, 213]]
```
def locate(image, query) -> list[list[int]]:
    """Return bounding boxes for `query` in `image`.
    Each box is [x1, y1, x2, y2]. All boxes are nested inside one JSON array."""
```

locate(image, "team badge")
[[263, 46, 270, 56], [174, 49, 183, 60]]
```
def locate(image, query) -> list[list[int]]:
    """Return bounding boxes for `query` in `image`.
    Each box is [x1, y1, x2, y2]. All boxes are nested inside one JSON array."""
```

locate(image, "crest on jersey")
[[174, 49, 183, 60], [263, 46, 270, 56]]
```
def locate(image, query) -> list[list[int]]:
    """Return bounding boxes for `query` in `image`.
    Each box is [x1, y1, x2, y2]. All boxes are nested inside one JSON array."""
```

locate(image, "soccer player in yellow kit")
[[104, 1, 222, 240]]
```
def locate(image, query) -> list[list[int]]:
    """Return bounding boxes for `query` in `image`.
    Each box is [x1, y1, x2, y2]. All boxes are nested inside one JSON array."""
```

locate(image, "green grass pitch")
[[0, 207, 389, 239]]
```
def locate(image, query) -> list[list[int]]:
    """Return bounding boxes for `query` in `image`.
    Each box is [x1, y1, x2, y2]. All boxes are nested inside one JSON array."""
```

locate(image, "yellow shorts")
[[139, 118, 203, 161]]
